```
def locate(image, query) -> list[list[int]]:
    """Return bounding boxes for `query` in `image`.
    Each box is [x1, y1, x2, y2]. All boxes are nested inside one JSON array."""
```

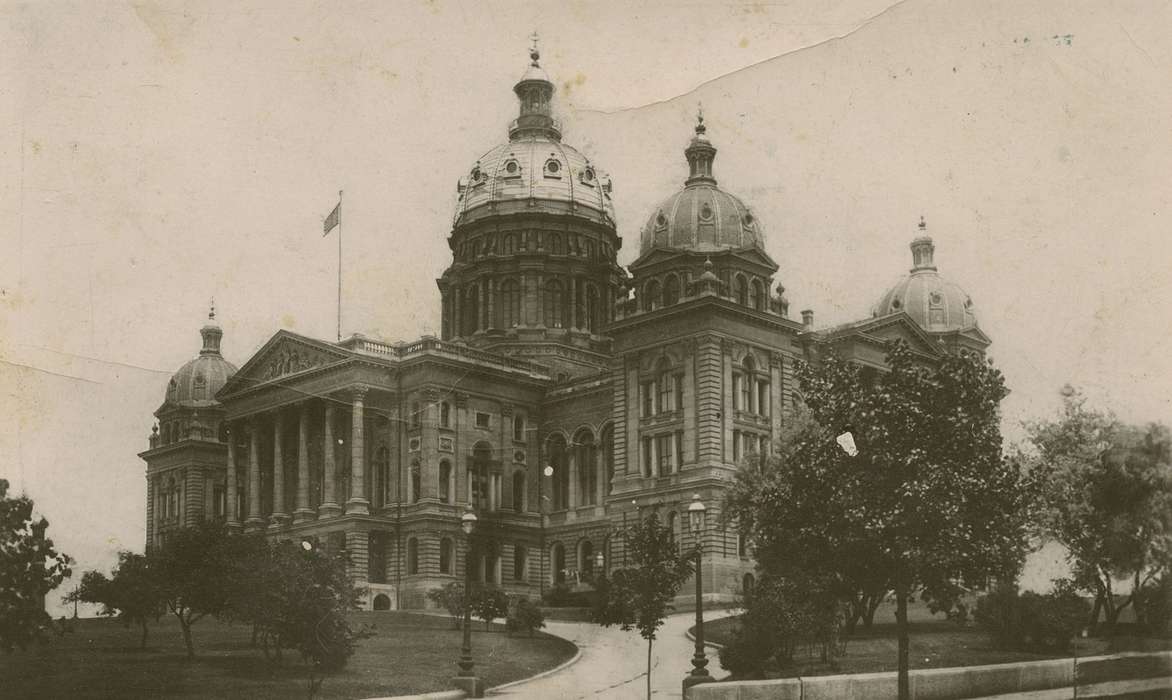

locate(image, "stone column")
[[270, 412, 288, 526], [595, 447, 605, 505], [568, 276, 578, 330], [294, 404, 314, 522], [386, 402, 401, 507], [346, 388, 370, 515], [226, 423, 240, 530], [319, 402, 341, 518], [245, 419, 264, 530], [568, 448, 579, 508]]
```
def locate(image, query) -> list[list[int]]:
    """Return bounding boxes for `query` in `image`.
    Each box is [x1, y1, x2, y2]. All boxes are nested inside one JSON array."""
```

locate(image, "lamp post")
[[453, 507, 484, 697], [683, 493, 711, 693]]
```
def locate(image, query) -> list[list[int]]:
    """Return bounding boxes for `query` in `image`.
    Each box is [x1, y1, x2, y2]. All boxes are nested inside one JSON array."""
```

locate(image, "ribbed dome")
[[164, 315, 237, 408], [454, 137, 614, 226], [452, 43, 614, 228], [638, 113, 763, 256], [872, 224, 978, 332]]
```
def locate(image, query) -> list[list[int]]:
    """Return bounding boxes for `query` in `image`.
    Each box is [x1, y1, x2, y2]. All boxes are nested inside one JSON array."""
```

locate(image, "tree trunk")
[[1087, 594, 1103, 633], [863, 593, 883, 629], [895, 584, 910, 700], [181, 618, 195, 659], [646, 637, 653, 700]]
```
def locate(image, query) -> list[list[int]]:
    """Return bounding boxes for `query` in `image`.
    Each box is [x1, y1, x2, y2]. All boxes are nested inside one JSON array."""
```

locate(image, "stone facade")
[[138, 46, 991, 610]]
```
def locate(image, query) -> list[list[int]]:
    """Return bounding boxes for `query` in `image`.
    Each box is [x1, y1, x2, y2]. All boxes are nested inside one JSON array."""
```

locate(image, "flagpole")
[[337, 189, 343, 342]]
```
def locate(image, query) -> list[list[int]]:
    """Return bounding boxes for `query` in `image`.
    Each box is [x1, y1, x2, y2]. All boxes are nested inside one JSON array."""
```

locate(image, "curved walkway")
[[490, 609, 739, 699]]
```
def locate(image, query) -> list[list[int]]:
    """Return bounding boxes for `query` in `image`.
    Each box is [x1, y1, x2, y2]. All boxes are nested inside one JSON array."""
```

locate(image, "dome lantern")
[[509, 33, 561, 142], [684, 107, 717, 186], [910, 216, 936, 271], [200, 300, 223, 356]]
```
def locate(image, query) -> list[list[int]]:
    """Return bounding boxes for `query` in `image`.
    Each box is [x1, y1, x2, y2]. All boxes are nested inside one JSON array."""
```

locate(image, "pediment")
[[219, 330, 350, 397], [826, 313, 945, 357]]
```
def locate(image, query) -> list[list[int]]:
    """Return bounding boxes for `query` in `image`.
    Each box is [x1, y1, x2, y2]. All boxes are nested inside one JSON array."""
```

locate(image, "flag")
[[323, 201, 341, 236]]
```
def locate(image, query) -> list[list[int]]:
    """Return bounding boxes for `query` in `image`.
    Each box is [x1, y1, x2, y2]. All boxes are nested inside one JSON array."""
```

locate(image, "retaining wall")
[[687, 650, 1172, 700]]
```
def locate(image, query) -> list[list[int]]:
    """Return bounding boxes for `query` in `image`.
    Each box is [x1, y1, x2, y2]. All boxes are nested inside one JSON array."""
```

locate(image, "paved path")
[[490, 609, 738, 699]]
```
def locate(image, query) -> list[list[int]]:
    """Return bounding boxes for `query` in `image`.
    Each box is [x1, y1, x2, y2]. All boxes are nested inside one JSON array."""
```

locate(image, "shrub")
[[1135, 575, 1172, 635], [471, 585, 509, 630], [975, 582, 1024, 648], [718, 619, 775, 679], [426, 582, 465, 629], [505, 597, 546, 637], [541, 582, 596, 608], [976, 581, 1090, 651]]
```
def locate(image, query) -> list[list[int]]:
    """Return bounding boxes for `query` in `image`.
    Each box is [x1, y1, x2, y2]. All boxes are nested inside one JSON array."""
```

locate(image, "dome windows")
[[544, 157, 561, 178], [655, 212, 668, 228], [470, 163, 487, 186], [699, 203, 714, 221], [891, 299, 902, 310], [743, 213, 754, 227], [579, 166, 596, 186], [503, 158, 522, 178]]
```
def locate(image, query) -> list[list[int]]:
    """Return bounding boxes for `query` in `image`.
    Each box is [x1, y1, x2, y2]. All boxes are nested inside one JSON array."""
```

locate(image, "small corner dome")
[[638, 111, 765, 256], [164, 311, 237, 408], [872, 222, 978, 332]]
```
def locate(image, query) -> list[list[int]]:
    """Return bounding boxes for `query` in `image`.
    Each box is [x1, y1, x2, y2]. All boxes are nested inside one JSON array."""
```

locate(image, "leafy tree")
[[471, 585, 509, 631], [506, 596, 545, 637], [1024, 387, 1172, 634], [427, 582, 466, 629], [0, 478, 72, 652], [152, 521, 233, 658], [593, 512, 694, 700], [66, 552, 163, 649], [726, 344, 1035, 700]]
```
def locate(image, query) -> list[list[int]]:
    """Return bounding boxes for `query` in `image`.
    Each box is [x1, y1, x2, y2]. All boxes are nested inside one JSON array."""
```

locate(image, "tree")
[[726, 344, 1035, 700], [1025, 386, 1172, 633], [471, 585, 509, 631], [66, 552, 163, 649], [152, 521, 233, 658], [427, 582, 466, 629], [0, 478, 72, 653], [593, 512, 694, 700]]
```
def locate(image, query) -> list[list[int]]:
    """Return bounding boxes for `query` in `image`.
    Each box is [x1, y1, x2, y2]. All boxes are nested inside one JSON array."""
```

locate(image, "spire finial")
[[695, 103, 706, 135], [529, 31, 540, 65], [208, 298, 216, 322], [918, 215, 927, 231]]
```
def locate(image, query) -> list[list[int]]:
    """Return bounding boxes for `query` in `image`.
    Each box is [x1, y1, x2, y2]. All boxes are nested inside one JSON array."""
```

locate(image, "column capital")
[[348, 385, 370, 401]]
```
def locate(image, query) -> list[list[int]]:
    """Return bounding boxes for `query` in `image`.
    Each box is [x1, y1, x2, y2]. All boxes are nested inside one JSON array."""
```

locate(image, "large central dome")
[[452, 46, 614, 228], [639, 115, 764, 256]]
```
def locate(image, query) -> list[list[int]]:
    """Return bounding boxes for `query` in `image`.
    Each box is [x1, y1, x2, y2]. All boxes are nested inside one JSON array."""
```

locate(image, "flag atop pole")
[[323, 191, 343, 340], [323, 199, 341, 236]]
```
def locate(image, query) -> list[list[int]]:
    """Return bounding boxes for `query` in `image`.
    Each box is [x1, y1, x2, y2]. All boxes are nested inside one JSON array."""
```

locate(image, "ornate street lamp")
[[683, 493, 712, 692], [453, 507, 484, 697]]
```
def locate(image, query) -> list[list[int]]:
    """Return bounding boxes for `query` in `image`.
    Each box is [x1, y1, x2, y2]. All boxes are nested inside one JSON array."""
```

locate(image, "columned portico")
[[270, 411, 288, 527], [245, 418, 265, 531], [294, 403, 314, 522], [345, 387, 370, 515], [319, 402, 342, 518]]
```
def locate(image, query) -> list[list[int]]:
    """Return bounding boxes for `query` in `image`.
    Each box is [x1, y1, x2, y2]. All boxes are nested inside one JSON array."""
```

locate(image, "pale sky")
[[3, 1, 1170, 612]]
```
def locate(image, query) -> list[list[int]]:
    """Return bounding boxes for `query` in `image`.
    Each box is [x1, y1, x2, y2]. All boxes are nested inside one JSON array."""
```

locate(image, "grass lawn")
[[699, 599, 1172, 679], [1, 611, 576, 699]]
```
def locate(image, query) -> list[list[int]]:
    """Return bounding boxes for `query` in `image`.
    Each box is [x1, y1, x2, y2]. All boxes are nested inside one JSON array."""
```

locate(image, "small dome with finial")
[[872, 217, 978, 332], [164, 301, 237, 408]]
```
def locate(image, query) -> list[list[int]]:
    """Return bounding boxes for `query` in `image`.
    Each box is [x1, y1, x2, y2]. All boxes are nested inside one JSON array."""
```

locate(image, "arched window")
[[440, 402, 451, 428], [514, 544, 527, 582], [407, 538, 419, 574], [513, 415, 525, 442], [544, 280, 565, 328], [735, 275, 748, 306], [600, 424, 615, 495], [471, 442, 491, 510], [463, 286, 479, 335], [663, 274, 680, 306], [500, 278, 520, 329], [579, 540, 595, 576], [513, 470, 526, 512], [439, 460, 452, 504], [750, 279, 764, 310], [440, 537, 453, 574], [410, 460, 421, 503], [656, 357, 676, 413], [501, 234, 515, 255], [549, 234, 564, 255], [643, 280, 661, 311], [552, 542, 566, 584], [546, 434, 569, 511], [584, 284, 601, 332], [573, 429, 597, 507]]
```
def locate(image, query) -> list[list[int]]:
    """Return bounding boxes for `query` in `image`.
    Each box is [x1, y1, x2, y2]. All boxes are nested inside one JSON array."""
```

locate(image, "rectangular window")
[[642, 437, 653, 477], [658, 376, 673, 413], [513, 415, 525, 442], [674, 431, 684, 471], [475, 412, 490, 429], [741, 377, 753, 414], [642, 382, 655, 417], [732, 374, 741, 411], [674, 374, 684, 411], [758, 381, 770, 417], [213, 486, 225, 517], [733, 430, 741, 463], [411, 402, 422, 428], [656, 434, 672, 476]]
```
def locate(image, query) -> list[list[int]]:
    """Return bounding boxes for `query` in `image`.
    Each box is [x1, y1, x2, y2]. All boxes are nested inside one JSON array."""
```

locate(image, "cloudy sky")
[[2, 1, 1169, 608]]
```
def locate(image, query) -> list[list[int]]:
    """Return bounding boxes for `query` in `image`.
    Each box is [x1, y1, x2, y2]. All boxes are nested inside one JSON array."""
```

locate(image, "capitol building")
[[138, 45, 990, 610]]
